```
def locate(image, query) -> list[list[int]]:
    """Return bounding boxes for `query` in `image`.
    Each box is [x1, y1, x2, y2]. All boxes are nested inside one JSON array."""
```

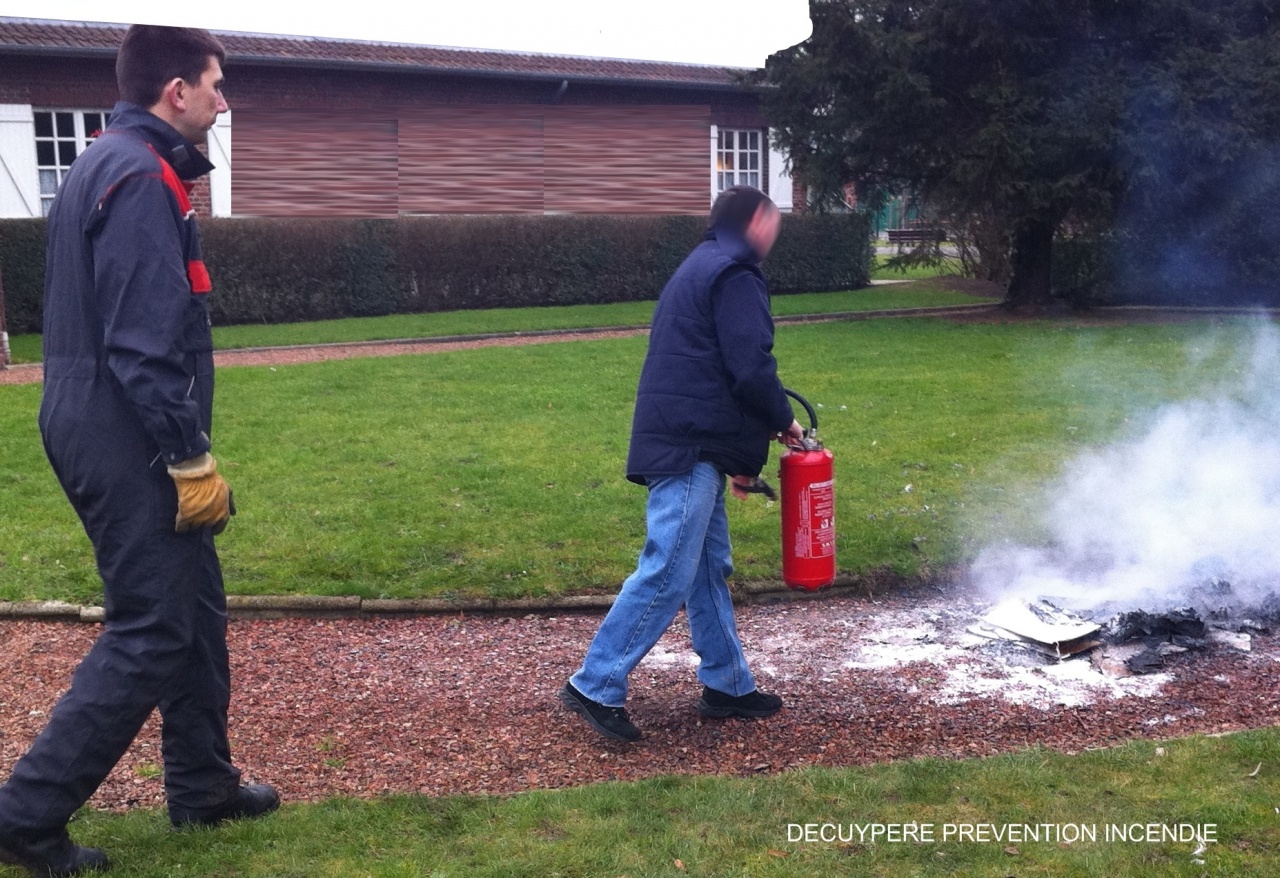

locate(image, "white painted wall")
[[0, 104, 40, 218], [208, 110, 232, 217], [709, 123, 719, 208], [768, 130, 793, 213]]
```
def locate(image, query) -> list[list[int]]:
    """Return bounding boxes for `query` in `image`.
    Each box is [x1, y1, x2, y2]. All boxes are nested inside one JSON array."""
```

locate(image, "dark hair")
[[707, 185, 775, 235], [116, 25, 226, 107]]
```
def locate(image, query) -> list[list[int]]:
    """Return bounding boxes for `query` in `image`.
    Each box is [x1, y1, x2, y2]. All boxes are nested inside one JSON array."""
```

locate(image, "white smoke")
[[969, 320, 1280, 615]]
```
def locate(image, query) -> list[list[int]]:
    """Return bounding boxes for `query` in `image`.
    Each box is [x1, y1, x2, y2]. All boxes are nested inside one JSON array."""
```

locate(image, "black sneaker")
[[697, 686, 783, 718], [559, 682, 641, 742], [170, 783, 281, 828], [0, 829, 108, 877]]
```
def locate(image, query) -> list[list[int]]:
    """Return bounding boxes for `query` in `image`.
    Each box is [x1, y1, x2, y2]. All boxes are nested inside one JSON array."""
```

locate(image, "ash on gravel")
[[1, 588, 1276, 812]]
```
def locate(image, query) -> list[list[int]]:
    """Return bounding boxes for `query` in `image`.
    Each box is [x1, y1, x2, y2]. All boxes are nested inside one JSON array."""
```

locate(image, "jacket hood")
[[703, 225, 762, 265]]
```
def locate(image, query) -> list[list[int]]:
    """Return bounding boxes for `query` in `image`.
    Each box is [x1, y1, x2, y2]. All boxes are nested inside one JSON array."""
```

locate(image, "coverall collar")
[[105, 101, 217, 181]]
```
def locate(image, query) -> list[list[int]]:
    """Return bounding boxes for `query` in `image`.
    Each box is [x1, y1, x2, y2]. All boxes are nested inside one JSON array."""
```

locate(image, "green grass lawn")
[[3, 332, 40, 364], [47, 727, 1280, 877], [2, 279, 995, 363], [871, 253, 966, 280], [0, 316, 1251, 605]]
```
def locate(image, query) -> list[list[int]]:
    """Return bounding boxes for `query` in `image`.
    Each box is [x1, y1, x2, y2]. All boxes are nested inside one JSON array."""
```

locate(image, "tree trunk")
[[1003, 218, 1056, 312]]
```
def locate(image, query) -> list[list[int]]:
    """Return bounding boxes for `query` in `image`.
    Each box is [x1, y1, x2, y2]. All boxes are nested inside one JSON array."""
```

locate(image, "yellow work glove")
[[167, 452, 233, 534]]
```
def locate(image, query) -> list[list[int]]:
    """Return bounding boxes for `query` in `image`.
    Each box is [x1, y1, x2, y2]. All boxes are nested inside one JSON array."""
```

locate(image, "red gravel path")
[[0, 329, 649, 387], [1, 589, 1276, 812]]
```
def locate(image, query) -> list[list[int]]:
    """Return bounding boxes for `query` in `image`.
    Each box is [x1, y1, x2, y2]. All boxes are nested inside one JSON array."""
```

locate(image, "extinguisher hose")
[[783, 387, 818, 434]]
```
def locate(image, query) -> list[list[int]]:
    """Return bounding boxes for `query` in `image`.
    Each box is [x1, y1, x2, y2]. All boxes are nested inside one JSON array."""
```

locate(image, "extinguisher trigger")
[[793, 430, 824, 452]]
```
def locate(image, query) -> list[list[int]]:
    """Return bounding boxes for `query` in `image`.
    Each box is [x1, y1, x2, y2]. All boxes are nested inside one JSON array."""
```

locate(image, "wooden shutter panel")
[[544, 105, 710, 214], [399, 106, 543, 214], [0, 104, 40, 218], [231, 109, 397, 218]]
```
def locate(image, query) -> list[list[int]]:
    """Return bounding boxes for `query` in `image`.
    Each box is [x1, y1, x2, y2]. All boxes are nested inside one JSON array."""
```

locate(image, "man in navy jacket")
[[561, 186, 804, 742], [0, 26, 276, 877]]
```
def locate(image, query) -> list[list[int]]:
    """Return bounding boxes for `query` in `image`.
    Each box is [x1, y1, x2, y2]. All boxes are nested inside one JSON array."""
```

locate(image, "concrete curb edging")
[[773, 303, 998, 325], [0, 575, 894, 623]]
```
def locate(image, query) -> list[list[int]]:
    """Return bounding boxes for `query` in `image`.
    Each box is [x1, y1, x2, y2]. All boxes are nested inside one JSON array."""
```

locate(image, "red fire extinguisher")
[[779, 389, 836, 591]]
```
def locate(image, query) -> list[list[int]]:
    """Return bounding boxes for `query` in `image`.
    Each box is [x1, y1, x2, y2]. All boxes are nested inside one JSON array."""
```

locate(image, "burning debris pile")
[[1105, 606, 1208, 673], [970, 580, 1280, 675], [969, 599, 1103, 659], [965, 325, 1280, 678], [744, 583, 1279, 714]]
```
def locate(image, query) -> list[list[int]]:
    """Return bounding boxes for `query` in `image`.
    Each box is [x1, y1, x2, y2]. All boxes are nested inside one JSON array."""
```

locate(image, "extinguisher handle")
[[784, 388, 818, 435]]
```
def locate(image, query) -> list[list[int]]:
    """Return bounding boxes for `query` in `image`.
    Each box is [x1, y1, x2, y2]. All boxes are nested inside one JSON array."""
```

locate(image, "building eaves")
[[0, 17, 756, 91]]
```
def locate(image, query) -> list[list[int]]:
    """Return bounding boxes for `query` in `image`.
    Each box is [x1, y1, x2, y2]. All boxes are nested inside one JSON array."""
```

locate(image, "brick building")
[[0, 17, 794, 219]]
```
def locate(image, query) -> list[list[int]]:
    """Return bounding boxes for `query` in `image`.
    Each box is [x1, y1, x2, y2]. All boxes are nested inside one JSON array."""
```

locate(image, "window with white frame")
[[716, 128, 761, 193], [34, 110, 108, 216]]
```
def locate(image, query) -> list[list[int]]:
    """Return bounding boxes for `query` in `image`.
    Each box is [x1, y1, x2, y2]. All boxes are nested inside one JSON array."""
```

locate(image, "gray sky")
[[3, 0, 812, 68]]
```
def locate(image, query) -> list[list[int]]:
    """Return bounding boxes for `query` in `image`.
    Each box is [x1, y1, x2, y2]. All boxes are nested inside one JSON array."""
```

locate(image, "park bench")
[[886, 227, 945, 247]]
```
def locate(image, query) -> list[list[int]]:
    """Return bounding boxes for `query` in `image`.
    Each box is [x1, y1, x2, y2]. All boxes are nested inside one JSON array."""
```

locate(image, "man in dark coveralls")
[[0, 26, 278, 877], [561, 186, 804, 742]]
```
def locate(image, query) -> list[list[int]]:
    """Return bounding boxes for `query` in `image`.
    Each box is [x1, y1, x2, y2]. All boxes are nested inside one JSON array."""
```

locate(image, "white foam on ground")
[[934, 654, 1169, 709], [637, 642, 699, 671], [738, 595, 1171, 710]]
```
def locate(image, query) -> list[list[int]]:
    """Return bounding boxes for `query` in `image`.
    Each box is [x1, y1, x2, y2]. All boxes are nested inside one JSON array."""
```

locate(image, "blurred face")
[[171, 57, 227, 143], [744, 203, 782, 260]]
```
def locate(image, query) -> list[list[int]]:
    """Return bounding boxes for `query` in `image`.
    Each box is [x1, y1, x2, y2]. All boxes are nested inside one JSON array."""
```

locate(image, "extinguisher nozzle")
[[739, 476, 777, 501]]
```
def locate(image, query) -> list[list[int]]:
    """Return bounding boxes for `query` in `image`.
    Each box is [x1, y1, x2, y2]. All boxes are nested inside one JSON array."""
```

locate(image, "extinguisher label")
[[797, 479, 835, 559]]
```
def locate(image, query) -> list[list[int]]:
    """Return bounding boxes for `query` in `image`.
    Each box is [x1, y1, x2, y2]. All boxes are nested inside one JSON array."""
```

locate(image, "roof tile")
[[0, 17, 748, 85]]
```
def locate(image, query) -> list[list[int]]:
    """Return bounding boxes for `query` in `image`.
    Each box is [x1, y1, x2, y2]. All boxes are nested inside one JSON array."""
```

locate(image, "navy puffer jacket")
[[625, 225, 794, 484]]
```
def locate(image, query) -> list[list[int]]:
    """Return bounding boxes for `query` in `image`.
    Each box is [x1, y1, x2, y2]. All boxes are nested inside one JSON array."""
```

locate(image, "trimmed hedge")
[[765, 211, 875, 295], [201, 218, 403, 325], [0, 219, 47, 334], [0, 212, 873, 335], [386, 215, 700, 316]]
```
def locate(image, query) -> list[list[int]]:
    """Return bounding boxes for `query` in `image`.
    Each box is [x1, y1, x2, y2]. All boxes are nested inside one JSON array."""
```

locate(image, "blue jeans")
[[570, 462, 756, 707]]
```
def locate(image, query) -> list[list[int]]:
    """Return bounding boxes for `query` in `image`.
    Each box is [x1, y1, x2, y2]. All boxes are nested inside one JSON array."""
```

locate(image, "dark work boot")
[[559, 683, 641, 742], [169, 784, 280, 828], [0, 829, 109, 877], [697, 686, 783, 718]]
